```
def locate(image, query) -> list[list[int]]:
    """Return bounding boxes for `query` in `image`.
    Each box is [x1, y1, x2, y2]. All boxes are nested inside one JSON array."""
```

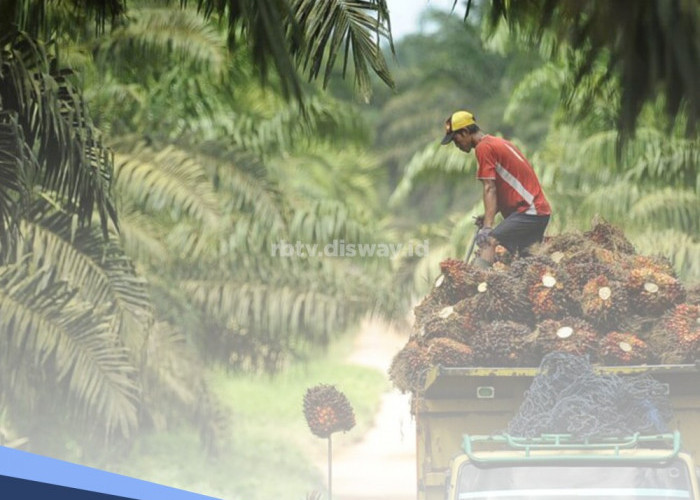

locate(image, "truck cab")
[[446, 433, 700, 500]]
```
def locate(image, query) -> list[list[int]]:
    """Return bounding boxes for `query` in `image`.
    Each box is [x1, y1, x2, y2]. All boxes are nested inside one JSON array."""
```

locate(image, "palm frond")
[[0, 30, 118, 236], [389, 143, 476, 207], [19, 200, 154, 356], [97, 7, 227, 77], [629, 188, 700, 235], [481, 0, 700, 140], [3, 0, 126, 37], [293, 0, 394, 100], [504, 62, 563, 123], [181, 279, 350, 369], [113, 143, 222, 227], [288, 199, 373, 245], [0, 111, 33, 256], [190, 0, 304, 99], [116, 209, 173, 268], [0, 260, 140, 438]]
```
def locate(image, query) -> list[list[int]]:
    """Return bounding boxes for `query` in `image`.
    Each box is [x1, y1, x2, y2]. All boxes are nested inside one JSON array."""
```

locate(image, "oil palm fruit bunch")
[[580, 275, 630, 329], [470, 321, 536, 366], [303, 384, 356, 439], [685, 284, 700, 306], [425, 337, 474, 367], [493, 245, 514, 266], [506, 254, 556, 282], [559, 244, 619, 268], [389, 339, 431, 393], [584, 217, 636, 254], [413, 293, 445, 331], [624, 254, 676, 277], [564, 261, 618, 294], [626, 267, 685, 316], [531, 231, 588, 261], [598, 332, 651, 365], [527, 265, 579, 320], [465, 270, 532, 324], [535, 317, 599, 357], [421, 303, 478, 344], [664, 303, 700, 355], [433, 258, 483, 304]]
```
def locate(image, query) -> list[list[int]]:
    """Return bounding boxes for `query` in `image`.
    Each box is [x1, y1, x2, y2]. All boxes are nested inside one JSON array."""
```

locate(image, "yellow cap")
[[440, 110, 476, 144]]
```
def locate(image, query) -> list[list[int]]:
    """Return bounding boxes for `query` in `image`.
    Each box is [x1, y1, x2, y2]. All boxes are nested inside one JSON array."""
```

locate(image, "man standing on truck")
[[440, 110, 551, 268]]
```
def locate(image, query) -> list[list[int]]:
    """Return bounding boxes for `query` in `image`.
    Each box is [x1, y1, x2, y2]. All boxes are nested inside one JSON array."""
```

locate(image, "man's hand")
[[476, 227, 493, 248]]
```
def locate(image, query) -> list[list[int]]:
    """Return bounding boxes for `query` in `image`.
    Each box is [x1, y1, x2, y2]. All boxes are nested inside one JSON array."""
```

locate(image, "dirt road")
[[324, 317, 417, 500]]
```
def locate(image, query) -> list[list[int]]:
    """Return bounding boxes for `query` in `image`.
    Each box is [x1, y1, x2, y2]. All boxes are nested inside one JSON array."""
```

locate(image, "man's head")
[[441, 110, 480, 153]]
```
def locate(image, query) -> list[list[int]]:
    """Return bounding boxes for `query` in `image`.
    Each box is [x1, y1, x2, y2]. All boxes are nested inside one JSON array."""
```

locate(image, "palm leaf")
[[0, 111, 33, 255], [629, 188, 700, 235], [0, 260, 140, 438], [389, 143, 477, 207], [113, 143, 222, 227], [19, 200, 153, 356], [97, 7, 227, 76], [0, 30, 118, 236], [293, 0, 393, 99], [481, 0, 700, 140]]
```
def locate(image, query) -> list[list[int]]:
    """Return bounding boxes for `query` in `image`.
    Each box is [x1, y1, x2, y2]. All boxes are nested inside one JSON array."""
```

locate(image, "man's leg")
[[490, 213, 550, 257]]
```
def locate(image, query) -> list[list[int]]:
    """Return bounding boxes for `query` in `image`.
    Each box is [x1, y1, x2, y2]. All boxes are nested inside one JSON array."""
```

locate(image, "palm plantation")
[[0, 0, 698, 498]]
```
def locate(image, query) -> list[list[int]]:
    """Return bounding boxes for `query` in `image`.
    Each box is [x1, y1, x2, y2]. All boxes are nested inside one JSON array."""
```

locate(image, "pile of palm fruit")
[[389, 218, 700, 394]]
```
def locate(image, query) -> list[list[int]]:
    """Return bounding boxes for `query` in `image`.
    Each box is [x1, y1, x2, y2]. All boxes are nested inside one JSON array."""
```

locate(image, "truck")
[[415, 362, 700, 500]]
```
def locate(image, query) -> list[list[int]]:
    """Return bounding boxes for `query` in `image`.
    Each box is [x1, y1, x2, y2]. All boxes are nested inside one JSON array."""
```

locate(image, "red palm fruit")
[[303, 384, 356, 438], [580, 275, 629, 329], [533, 231, 588, 256], [559, 244, 619, 268], [425, 337, 474, 367], [598, 332, 651, 365], [664, 303, 700, 354], [527, 265, 579, 320], [624, 254, 676, 276], [470, 321, 536, 366], [534, 317, 599, 358], [626, 267, 685, 316], [464, 270, 533, 324], [507, 255, 557, 282], [421, 303, 478, 344], [433, 258, 489, 305], [583, 217, 636, 254], [413, 293, 445, 331], [564, 261, 619, 296], [389, 339, 431, 393]]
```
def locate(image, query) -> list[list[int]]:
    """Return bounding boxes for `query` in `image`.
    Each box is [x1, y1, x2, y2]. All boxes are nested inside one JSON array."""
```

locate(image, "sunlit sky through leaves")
[[386, 0, 461, 39]]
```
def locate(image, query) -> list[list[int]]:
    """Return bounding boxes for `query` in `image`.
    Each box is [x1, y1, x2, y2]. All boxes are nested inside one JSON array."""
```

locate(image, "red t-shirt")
[[475, 135, 551, 218]]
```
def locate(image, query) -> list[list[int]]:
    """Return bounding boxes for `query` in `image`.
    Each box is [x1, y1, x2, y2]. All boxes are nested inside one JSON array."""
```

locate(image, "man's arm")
[[481, 178, 498, 228]]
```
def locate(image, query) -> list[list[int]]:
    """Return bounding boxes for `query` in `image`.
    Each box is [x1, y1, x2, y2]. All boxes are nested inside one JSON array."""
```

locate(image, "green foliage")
[[0, 30, 118, 241], [0, 257, 140, 440], [293, 0, 394, 100], [389, 143, 477, 208], [478, 0, 700, 141]]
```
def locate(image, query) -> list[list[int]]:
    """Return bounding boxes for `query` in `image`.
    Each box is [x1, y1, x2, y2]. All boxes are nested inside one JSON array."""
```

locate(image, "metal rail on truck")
[[462, 432, 683, 464]]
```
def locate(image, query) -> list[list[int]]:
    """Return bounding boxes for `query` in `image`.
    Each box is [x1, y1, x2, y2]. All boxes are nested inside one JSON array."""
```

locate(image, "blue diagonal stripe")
[[0, 446, 222, 500]]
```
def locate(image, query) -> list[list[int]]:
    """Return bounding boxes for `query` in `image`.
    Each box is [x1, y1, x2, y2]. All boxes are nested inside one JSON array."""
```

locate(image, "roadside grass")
[[108, 338, 390, 500]]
